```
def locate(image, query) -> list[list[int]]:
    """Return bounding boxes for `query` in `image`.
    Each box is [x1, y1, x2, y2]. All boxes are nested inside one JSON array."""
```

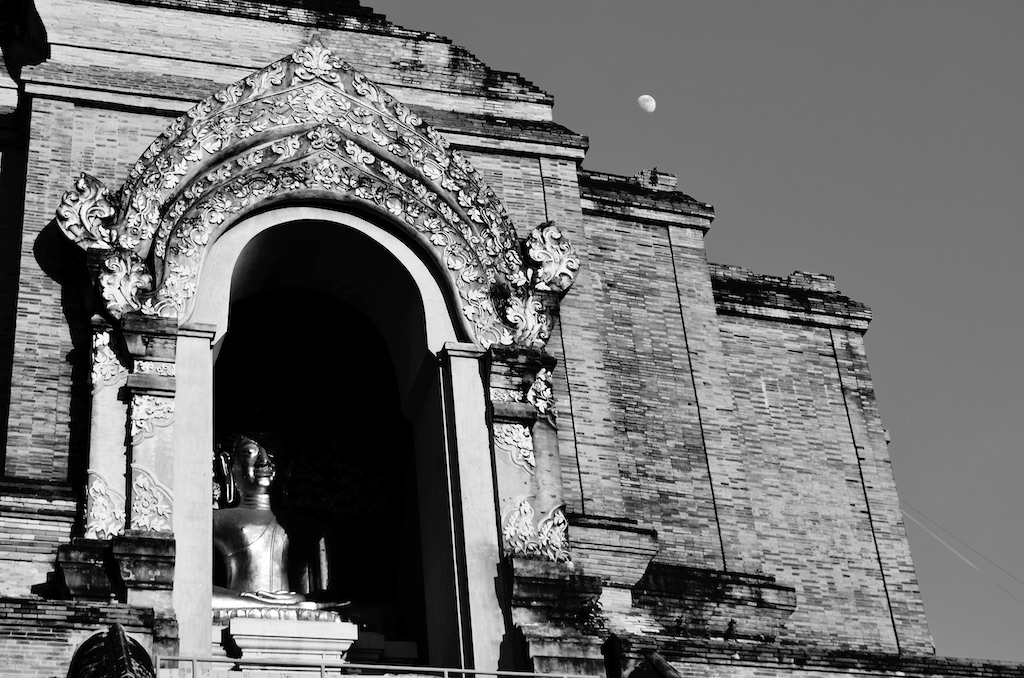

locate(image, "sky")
[[369, 1, 1024, 662]]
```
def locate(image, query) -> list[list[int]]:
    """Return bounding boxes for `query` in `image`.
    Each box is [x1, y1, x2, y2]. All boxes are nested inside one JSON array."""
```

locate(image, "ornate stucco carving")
[[526, 222, 580, 294], [91, 331, 128, 394], [536, 504, 571, 563], [527, 367, 556, 421], [494, 423, 535, 474], [490, 386, 525, 403], [502, 495, 537, 556], [134, 360, 175, 377], [84, 470, 126, 540], [56, 173, 119, 249], [129, 464, 173, 532], [500, 496, 571, 563], [54, 38, 578, 349], [99, 250, 151, 318], [129, 394, 175, 445]]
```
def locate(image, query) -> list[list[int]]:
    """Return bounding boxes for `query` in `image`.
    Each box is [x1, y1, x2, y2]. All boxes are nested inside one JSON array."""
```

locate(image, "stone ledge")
[[711, 264, 871, 331], [567, 513, 659, 588], [631, 563, 797, 643], [579, 170, 715, 231]]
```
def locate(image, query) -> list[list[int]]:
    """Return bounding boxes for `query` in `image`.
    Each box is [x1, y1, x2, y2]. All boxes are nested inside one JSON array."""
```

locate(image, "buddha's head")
[[216, 433, 279, 506]]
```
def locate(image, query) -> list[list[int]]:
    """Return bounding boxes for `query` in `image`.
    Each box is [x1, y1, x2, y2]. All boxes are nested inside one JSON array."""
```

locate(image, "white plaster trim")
[[189, 206, 460, 354]]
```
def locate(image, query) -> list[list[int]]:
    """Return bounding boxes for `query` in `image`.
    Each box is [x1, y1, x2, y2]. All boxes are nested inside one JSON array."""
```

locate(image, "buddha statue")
[[212, 434, 333, 611]]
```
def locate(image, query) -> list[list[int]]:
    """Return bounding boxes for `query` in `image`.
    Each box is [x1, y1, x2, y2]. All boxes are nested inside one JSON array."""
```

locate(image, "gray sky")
[[369, 1, 1024, 661]]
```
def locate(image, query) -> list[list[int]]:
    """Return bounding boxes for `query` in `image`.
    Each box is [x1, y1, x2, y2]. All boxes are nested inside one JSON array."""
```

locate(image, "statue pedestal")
[[226, 617, 359, 666]]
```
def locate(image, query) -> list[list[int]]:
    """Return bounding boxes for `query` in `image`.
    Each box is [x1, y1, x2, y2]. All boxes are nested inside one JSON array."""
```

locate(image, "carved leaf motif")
[[536, 505, 571, 563], [134, 360, 175, 377], [84, 470, 126, 540], [292, 39, 345, 84], [494, 423, 535, 474], [130, 464, 173, 532], [307, 125, 341, 151], [500, 497, 571, 563], [91, 331, 128, 394], [527, 368, 557, 422], [215, 81, 245, 105], [245, 61, 286, 96], [527, 222, 580, 294], [100, 251, 152, 318], [344, 139, 373, 166], [504, 294, 552, 349], [56, 173, 118, 250], [501, 496, 539, 557], [490, 387, 524, 403], [271, 134, 302, 160], [130, 395, 175, 445]]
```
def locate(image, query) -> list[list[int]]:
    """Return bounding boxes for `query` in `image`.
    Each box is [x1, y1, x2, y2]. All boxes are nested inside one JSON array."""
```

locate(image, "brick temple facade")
[[0, 2, 1019, 678]]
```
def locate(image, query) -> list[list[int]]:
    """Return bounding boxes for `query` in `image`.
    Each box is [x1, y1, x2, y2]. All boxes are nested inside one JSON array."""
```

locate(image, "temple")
[[0, 2, 1018, 678]]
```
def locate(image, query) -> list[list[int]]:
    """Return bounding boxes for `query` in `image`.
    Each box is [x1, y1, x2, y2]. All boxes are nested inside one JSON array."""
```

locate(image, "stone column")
[[55, 319, 133, 599], [489, 348, 570, 565], [172, 323, 215, 656], [84, 318, 129, 540], [439, 342, 505, 671], [115, 315, 178, 610]]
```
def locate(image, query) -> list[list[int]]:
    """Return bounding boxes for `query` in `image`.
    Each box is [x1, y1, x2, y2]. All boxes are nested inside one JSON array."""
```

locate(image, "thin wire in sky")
[[900, 504, 1024, 608], [901, 499, 1024, 591]]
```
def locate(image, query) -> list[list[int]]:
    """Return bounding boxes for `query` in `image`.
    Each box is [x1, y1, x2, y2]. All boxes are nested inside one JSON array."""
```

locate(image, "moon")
[[637, 94, 656, 113]]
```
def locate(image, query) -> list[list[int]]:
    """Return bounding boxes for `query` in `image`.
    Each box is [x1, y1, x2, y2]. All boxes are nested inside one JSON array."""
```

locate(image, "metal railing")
[[155, 656, 598, 678]]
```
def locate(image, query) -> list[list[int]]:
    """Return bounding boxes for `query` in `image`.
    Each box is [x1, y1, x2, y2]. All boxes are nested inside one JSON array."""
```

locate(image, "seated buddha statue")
[[212, 434, 336, 611]]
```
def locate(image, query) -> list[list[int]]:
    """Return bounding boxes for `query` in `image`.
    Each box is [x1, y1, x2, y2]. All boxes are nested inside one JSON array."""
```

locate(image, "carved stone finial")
[[292, 36, 346, 83], [56, 173, 119, 250], [526, 222, 580, 295]]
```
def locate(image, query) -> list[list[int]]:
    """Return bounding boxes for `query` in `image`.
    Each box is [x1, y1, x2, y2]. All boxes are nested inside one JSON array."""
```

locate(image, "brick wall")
[[0, 481, 76, 597], [0, 598, 156, 678], [710, 265, 930, 653], [559, 212, 722, 570]]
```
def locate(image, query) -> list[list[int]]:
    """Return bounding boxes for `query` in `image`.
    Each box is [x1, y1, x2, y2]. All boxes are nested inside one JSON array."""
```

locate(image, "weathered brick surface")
[[0, 114, 29, 459], [558, 211, 722, 570], [667, 226, 759, 573], [5, 100, 171, 481], [0, 482, 77, 596], [5, 97, 76, 480], [716, 314, 899, 650], [0, 598, 156, 678]]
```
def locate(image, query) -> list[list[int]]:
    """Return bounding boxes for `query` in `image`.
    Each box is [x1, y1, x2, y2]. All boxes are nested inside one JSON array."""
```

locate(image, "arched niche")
[[172, 205, 495, 666]]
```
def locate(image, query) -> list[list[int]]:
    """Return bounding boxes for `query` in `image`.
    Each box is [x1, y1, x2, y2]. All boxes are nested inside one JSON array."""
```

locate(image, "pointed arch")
[[56, 39, 578, 349]]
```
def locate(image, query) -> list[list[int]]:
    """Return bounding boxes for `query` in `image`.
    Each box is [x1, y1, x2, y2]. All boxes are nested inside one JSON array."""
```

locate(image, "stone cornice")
[[579, 170, 715, 231], [711, 264, 872, 332]]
